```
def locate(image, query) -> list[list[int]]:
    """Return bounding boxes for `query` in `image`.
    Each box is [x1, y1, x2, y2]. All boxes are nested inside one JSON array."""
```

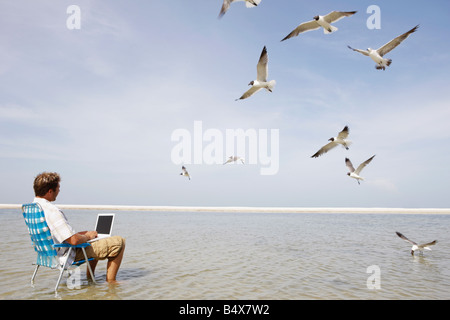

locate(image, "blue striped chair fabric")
[[22, 203, 97, 293], [22, 203, 59, 268]]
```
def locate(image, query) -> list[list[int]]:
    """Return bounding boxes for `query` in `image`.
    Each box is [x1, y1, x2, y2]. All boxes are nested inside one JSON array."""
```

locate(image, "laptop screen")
[[96, 215, 114, 235]]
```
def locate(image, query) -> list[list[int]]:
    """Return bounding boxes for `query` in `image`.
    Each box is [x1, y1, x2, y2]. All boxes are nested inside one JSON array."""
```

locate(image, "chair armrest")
[[54, 243, 91, 248]]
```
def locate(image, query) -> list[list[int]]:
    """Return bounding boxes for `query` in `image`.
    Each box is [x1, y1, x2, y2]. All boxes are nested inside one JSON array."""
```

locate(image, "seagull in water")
[[180, 166, 190, 180], [224, 156, 245, 165], [347, 25, 419, 70], [219, 0, 261, 19], [281, 11, 357, 41], [396, 232, 437, 256], [345, 155, 375, 184], [236, 46, 276, 101], [311, 126, 351, 158]]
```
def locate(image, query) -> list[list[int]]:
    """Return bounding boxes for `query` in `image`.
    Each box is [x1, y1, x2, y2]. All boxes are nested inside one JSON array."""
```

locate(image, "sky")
[[1, 0, 449, 208]]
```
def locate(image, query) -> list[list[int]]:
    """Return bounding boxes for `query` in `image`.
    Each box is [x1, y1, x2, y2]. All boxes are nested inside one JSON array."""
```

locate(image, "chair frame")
[[22, 203, 97, 294]]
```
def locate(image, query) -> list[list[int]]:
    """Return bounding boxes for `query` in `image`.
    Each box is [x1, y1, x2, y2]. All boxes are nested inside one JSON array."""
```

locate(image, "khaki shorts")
[[75, 236, 125, 261]]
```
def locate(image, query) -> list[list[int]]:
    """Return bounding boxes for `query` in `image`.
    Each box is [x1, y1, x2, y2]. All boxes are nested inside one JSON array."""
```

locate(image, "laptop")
[[88, 213, 115, 242]]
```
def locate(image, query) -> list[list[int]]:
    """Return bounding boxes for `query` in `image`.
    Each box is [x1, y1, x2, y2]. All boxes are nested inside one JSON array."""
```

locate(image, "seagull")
[[347, 25, 419, 70], [236, 46, 276, 101], [180, 166, 190, 180], [281, 11, 357, 41], [311, 126, 351, 158], [219, 0, 261, 19], [345, 155, 375, 184], [224, 156, 245, 165], [396, 231, 437, 256]]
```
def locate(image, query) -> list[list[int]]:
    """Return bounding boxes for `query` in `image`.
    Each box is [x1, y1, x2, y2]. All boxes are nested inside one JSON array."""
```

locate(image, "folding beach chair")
[[21, 203, 97, 294]]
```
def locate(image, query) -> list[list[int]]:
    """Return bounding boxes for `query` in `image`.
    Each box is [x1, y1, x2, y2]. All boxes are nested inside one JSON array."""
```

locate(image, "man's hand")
[[84, 231, 98, 240]]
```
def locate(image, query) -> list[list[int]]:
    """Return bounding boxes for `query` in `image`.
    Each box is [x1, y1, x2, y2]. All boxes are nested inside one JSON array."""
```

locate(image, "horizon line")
[[1, 204, 450, 214]]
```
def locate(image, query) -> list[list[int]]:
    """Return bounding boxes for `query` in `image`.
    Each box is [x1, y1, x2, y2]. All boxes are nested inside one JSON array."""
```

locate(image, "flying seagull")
[[345, 155, 375, 184], [311, 126, 351, 158], [180, 166, 190, 180], [236, 46, 276, 101], [347, 25, 419, 70], [281, 11, 357, 41], [219, 0, 261, 19], [224, 156, 245, 165], [396, 231, 437, 256]]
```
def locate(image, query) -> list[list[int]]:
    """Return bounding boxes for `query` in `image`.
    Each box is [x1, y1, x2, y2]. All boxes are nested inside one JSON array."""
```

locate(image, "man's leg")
[[106, 241, 125, 282], [89, 236, 126, 282]]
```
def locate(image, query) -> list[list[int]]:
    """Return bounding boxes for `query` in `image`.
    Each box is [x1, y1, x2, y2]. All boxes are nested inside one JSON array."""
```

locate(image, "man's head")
[[33, 172, 61, 201]]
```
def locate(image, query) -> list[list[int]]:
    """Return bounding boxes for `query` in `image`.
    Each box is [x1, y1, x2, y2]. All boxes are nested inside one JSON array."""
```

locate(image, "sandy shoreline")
[[1, 204, 450, 214]]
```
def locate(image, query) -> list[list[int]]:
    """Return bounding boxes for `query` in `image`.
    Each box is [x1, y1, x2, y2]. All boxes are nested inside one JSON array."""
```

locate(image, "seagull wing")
[[218, 0, 233, 18], [223, 156, 233, 164], [256, 46, 268, 82], [245, 0, 259, 8], [396, 231, 417, 245], [236, 86, 262, 100], [419, 240, 437, 248], [347, 45, 370, 56], [281, 20, 320, 41], [183, 167, 191, 180], [354, 155, 375, 175], [345, 158, 356, 172], [377, 25, 419, 57], [337, 126, 349, 140], [323, 11, 357, 23], [311, 141, 338, 158]]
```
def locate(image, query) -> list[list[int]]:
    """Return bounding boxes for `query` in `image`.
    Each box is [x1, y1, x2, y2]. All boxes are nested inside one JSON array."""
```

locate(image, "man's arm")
[[65, 231, 98, 245]]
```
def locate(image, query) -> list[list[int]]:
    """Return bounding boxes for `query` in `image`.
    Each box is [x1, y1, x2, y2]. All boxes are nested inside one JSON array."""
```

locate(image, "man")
[[33, 172, 125, 283]]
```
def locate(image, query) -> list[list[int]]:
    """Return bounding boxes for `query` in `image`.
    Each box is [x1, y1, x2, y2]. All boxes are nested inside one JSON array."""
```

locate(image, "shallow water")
[[1, 209, 449, 300]]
